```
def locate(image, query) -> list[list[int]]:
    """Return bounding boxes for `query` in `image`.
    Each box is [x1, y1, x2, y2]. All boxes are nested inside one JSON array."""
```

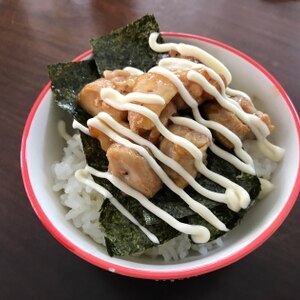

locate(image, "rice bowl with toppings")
[[21, 16, 300, 279]]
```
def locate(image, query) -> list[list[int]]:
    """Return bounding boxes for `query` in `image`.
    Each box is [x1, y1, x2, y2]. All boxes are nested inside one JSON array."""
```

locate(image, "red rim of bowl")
[[20, 32, 300, 280]]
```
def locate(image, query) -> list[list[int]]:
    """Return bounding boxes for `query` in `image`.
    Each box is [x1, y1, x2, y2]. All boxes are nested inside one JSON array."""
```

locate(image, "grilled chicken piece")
[[78, 78, 127, 122], [202, 97, 274, 149], [159, 124, 210, 188], [103, 69, 137, 94], [172, 93, 190, 111], [202, 101, 253, 149], [128, 72, 177, 133], [173, 67, 226, 110], [107, 143, 162, 198], [147, 101, 177, 145]]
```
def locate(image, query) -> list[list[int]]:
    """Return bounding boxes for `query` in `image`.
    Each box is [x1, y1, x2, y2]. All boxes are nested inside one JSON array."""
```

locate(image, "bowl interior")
[[22, 34, 300, 279]]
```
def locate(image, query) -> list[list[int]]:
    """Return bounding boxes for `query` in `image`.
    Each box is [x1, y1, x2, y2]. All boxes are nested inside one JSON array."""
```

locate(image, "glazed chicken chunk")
[[78, 69, 138, 121], [103, 69, 137, 94], [147, 101, 177, 146], [128, 72, 177, 133], [159, 124, 210, 188], [78, 78, 128, 122], [202, 96, 274, 149], [107, 143, 162, 198]]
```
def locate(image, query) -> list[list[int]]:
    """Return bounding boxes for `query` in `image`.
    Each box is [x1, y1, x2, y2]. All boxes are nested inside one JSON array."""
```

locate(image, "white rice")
[[52, 134, 106, 245], [52, 133, 275, 261]]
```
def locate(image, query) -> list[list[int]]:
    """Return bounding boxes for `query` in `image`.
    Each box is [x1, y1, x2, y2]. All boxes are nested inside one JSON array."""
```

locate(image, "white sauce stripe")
[[257, 139, 285, 162], [85, 166, 211, 243], [226, 87, 251, 101], [121, 92, 165, 105], [149, 32, 232, 85], [72, 119, 91, 136], [193, 160, 250, 211], [75, 169, 160, 244], [159, 57, 196, 71]]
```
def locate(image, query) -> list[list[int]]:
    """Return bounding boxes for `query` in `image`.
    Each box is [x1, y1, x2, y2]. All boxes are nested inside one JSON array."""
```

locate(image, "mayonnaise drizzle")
[[108, 91, 165, 105], [149, 32, 232, 85], [85, 165, 211, 243], [72, 119, 91, 136], [75, 169, 160, 244], [226, 87, 251, 101]]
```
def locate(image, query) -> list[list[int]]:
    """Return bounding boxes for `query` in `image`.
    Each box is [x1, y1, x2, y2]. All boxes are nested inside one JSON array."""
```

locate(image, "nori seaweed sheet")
[[90, 14, 166, 74], [48, 15, 261, 257], [48, 60, 99, 125]]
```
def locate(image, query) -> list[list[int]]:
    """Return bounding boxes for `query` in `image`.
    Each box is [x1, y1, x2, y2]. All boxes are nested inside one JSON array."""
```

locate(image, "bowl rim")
[[20, 31, 300, 280]]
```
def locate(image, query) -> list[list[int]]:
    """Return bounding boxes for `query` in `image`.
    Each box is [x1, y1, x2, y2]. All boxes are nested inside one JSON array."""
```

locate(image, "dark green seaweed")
[[49, 15, 261, 257], [90, 14, 165, 74], [48, 60, 99, 125], [100, 197, 181, 257]]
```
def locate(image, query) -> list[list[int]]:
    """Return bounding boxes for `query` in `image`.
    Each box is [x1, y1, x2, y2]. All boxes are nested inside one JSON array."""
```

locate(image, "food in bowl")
[[47, 15, 285, 260]]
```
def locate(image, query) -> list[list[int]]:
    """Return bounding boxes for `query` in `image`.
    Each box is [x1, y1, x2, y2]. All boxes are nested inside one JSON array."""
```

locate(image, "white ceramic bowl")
[[21, 32, 300, 280]]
